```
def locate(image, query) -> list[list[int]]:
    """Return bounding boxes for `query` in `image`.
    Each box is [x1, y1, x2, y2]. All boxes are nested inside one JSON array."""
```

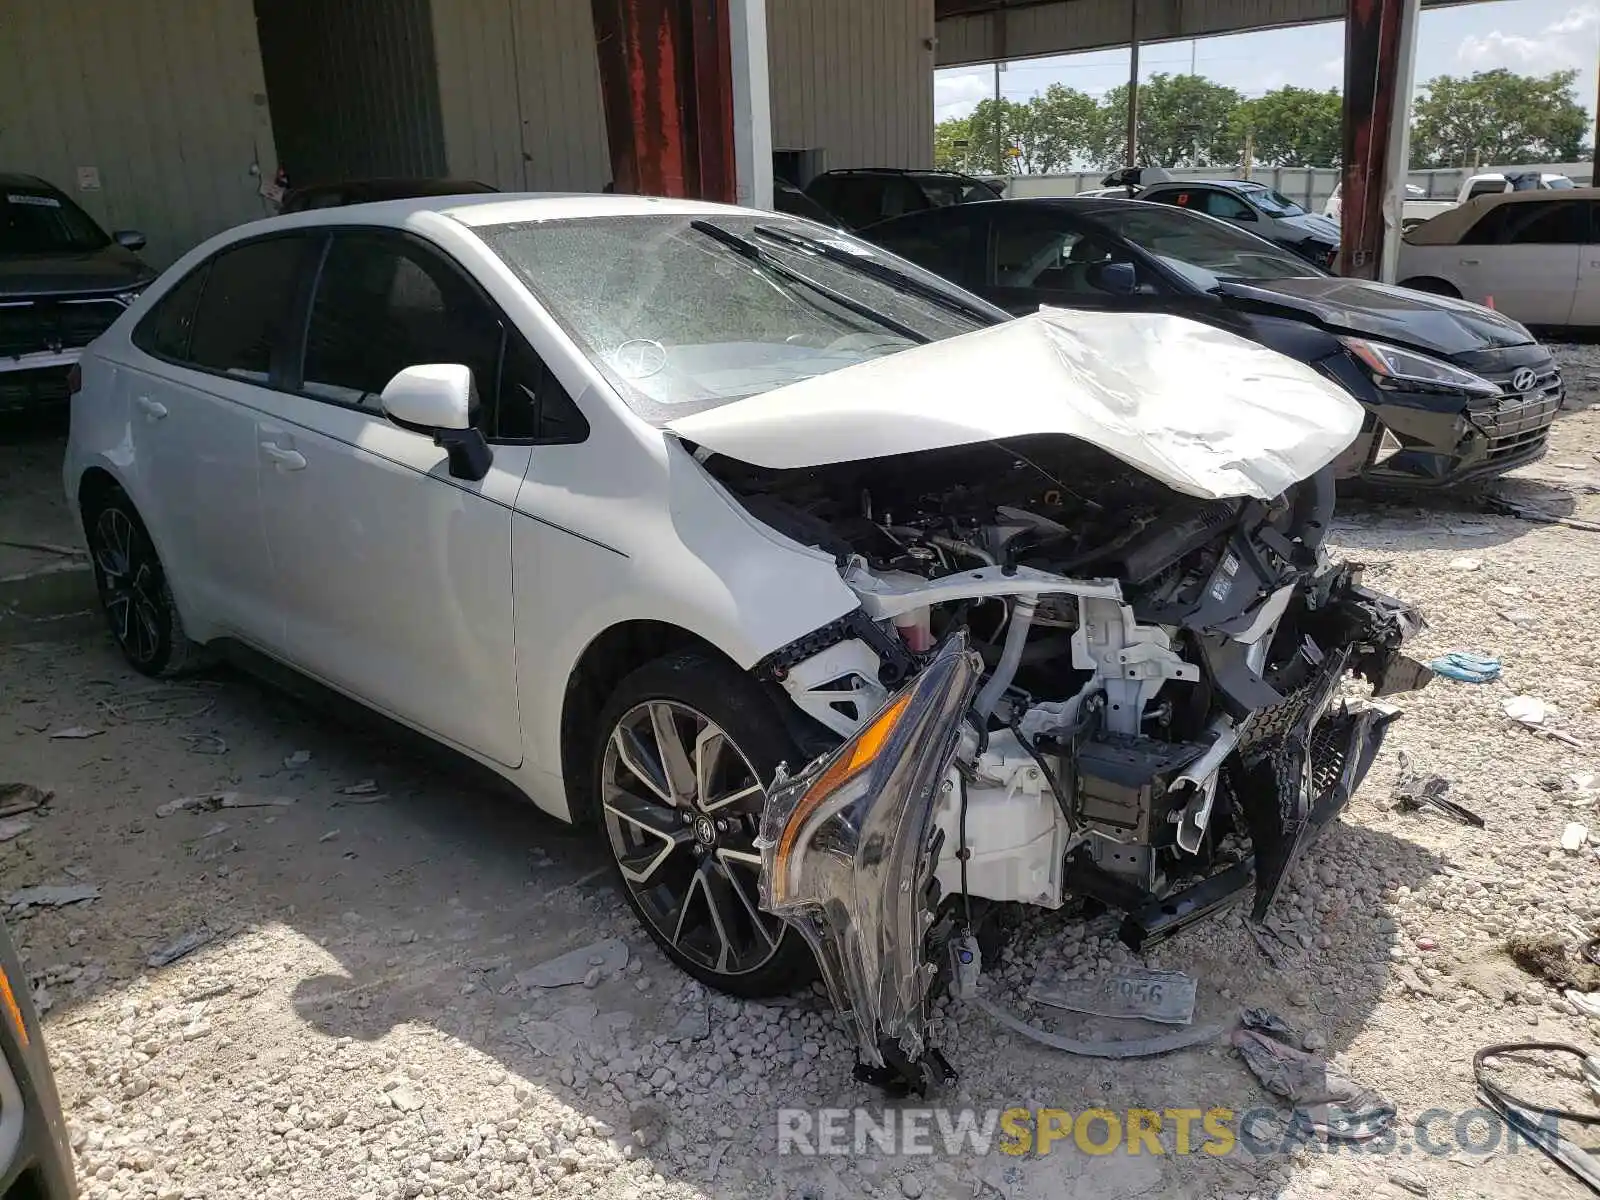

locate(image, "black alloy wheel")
[[595, 654, 815, 996]]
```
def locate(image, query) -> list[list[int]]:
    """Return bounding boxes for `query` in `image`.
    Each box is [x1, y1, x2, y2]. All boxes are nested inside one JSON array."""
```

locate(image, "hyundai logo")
[[1509, 367, 1538, 394]]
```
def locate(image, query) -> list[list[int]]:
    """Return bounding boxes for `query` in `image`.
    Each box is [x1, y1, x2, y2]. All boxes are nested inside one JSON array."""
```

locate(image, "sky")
[[934, 0, 1600, 141]]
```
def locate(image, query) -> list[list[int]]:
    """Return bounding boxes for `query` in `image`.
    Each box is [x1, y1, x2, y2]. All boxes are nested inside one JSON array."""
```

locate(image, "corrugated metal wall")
[[255, 0, 448, 187], [432, 0, 935, 190], [768, 0, 934, 171], [0, 0, 278, 266], [430, 0, 612, 191]]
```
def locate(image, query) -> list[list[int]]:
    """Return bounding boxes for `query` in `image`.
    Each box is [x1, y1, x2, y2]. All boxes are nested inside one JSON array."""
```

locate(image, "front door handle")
[[1460, 258, 1480, 265], [260, 441, 307, 471], [135, 396, 167, 420]]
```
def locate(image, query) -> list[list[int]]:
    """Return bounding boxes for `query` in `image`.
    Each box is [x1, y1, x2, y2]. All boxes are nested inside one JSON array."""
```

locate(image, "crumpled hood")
[[0, 246, 153, 298], [1216, 276, 1534, 357], [668, 307, 1365, 501]]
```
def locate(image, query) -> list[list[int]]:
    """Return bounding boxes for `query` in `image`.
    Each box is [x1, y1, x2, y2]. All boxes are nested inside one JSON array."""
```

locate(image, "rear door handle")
[[260, 441, 307, 471], [1459, 258, 1480, 265], [135, 396, 167, 420]]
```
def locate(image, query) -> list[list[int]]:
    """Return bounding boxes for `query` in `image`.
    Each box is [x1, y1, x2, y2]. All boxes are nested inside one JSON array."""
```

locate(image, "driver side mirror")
[[381, 364, 493, 481], [1087, 261, 1138, 296], [113, 230, 147, 251]]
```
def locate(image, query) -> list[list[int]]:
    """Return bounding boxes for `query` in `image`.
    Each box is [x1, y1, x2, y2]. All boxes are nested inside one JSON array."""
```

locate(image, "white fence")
[[1003, 161, 1596, 211]]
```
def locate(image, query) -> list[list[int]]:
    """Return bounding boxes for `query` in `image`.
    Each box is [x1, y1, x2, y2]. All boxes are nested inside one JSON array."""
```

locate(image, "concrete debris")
[[338, 779, 380, 795], [180, 733, 228, 755], [0, 782, 51, 817], [0, 816, 33, 842], [5, 883, 101, 912], [47, 726, 102, 739], [1498, 609, 1537, 628], [1447, 557, 1481, 571], [283, 749, 312, 769], [1388, 1167, 1430, 1196], [156, 791, 296, 817], [147, 928, 215, 968], [319, 829, 340, 843], [516, 937, 628, 989], [1568, 991, 1600, 1020], [667, 1006, 712, 1042], [1561, 823, 1590, 852]]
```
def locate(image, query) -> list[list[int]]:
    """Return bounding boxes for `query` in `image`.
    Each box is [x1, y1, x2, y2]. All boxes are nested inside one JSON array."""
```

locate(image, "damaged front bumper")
[[757, 566, 1430, 1085]]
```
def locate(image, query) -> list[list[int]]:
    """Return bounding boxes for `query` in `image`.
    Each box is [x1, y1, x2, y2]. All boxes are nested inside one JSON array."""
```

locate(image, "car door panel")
[[254, 392, 528, 767], [1453, 199, 1583, 325], [125, 364, 279, 646], [121, 237, 316, 651]]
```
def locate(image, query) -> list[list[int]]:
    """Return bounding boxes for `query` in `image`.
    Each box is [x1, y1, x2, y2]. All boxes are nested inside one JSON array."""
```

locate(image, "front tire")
[[84, 488, 204, 678], [593, 652, 815, 997]]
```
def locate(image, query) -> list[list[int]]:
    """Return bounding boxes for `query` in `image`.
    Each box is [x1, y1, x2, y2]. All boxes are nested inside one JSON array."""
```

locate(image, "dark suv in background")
[[1, 171, 152, 419], [1, 173, 152, 414], [802, 168, 1003, 230]]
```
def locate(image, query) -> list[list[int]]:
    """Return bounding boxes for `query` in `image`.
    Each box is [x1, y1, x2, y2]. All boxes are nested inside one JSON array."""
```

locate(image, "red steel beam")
[[591, 0, 737, 202], [1340, 0, 1408, 278]]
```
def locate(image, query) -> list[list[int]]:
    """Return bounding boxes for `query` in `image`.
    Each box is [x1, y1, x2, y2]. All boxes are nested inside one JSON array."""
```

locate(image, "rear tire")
[[1397, 277, 1461, 299], [593, 652, 816, 998], [83, 487, 206, 678]]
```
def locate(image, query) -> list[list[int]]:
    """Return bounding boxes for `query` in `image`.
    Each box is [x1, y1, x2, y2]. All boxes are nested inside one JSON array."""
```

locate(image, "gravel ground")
[[4, 349, 1600, 1200]]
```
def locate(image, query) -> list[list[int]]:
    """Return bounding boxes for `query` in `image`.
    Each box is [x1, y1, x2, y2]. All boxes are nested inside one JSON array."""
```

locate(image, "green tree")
[[1021, 84, 1103, 174], [1410, 69, 1589, 168], [1094, 73, 1242, 169], [934, 115, 977, 172], [1232, 86, 1343, 168]]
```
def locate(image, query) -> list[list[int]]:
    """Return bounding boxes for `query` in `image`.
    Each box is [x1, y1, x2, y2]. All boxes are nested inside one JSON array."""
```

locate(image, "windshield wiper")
[[751, 223, 1004, 327], [688, 219, 928, 345]]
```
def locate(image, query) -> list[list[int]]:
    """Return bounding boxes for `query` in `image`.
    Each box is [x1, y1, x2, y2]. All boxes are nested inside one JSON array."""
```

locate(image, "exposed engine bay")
[[701, 432, 1432, 1095]]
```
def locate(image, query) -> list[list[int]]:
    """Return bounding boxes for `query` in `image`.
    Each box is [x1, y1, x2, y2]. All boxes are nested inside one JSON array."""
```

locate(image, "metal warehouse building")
[[1, 0, 1448, 277], [0, 0, 935, 266]]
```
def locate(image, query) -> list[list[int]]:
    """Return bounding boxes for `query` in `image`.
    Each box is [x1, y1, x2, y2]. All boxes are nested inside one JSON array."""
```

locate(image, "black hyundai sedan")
[[863, 198, 1561, 488]]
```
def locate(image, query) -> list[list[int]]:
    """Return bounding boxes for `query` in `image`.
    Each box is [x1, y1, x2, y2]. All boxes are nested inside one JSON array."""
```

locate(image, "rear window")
[[0, 187, 111, 254]]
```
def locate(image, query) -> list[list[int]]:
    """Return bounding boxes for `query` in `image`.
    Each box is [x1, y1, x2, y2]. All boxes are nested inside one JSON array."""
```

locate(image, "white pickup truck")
[[1324, 172, 1575, 229]]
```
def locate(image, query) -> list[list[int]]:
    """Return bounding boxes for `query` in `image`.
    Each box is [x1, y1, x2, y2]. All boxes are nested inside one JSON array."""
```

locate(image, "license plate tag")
[[1028, 965, 1197, 1025]]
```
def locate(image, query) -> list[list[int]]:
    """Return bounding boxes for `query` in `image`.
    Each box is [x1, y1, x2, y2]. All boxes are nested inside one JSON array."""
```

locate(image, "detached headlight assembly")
[[1340, 336, 1501, 398], [758, 634, 982, 1081]]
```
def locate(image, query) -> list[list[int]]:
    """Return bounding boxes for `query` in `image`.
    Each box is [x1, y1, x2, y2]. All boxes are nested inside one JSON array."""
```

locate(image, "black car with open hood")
[[864, 197, 1561, 488]]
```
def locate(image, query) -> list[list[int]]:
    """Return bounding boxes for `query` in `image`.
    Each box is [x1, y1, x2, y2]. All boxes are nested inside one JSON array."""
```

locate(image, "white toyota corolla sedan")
[[65, 194, 1430, 1088]]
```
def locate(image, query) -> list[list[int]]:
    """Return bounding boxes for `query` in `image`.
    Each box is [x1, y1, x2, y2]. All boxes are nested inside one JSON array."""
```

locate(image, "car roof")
[[1144, 178, 1260, 191], [240, 191, 761, 234], [1405, 186, 1600, 244], [0, 172, 55, 190]]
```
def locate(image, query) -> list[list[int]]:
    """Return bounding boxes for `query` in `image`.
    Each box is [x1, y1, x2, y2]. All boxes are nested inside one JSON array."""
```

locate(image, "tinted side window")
[[1203, 191, 1254, 221], [131, 264, 210, 360], [871, 217, 973, 284], [303, 233, 502, 417], [1463, 201, 1587, 246], [186, 238, 314, 381], [1465, 180, 1505, 200], [828, 178, 888, 228]]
